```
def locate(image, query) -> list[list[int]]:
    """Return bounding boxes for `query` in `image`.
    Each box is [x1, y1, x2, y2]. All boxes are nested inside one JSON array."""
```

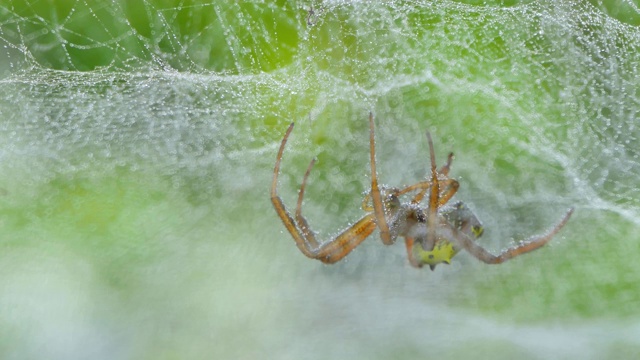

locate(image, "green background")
[[1, 0, 639, 358]]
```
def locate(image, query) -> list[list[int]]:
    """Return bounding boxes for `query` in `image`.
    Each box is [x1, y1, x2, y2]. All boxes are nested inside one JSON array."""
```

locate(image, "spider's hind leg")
[[449, 207, 574, 264]]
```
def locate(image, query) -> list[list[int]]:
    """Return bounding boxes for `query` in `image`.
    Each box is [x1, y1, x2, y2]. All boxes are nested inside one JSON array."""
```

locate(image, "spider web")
[[0, 0, 637, 234], [0, 0, 639, 359], [0, 0, 637, 210]]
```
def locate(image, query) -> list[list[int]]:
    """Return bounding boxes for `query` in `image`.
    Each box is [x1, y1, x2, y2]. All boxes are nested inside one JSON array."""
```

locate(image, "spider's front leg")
[[271, 122, 378, 264], [368, 113, 395, 245]]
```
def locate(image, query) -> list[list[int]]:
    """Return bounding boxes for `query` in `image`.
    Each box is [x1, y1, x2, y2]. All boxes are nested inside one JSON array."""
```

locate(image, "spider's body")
[[362, 186, 483, 269], [270, 114, 573, 269], [410, 201, 484, 268]]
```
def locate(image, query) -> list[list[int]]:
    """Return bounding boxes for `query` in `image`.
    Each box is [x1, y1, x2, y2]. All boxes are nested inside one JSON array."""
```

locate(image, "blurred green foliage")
[[2, 0, 301, 71]]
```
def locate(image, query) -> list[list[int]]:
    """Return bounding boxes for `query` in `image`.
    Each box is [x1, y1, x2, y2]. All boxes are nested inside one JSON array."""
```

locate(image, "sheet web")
[[1, 1, 640, 359], [0, 1, 302, 72], [1, 1, 638, 220]]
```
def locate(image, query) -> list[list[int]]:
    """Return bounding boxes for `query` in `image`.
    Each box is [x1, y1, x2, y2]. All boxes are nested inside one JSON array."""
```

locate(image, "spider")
[[270, 113, 574, 270]]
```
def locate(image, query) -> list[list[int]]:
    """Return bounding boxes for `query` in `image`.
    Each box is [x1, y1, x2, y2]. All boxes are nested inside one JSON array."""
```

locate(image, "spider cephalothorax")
[[270, 113, 573, 270]]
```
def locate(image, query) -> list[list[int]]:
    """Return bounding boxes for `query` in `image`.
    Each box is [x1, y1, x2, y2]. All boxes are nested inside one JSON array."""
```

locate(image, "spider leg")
[[434, 179, 459, 205], [402, 178, 459, 206], [271, 123, 320, 258], [401, 144, 460, 206], [361, 187, 396, 212], [396, 182, 429, 197], [271, 122, 379, 263], [296, 157, 319, 248], [439, 152, 454, 176], [312, 213, 377, 263], [295, 157, 380, 260], [447, 208, 574, 264], [404, 237, 424, 268], [369, 112, 394, 245], [361, 192, 374, 212], [423, 131, 441, 252]]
